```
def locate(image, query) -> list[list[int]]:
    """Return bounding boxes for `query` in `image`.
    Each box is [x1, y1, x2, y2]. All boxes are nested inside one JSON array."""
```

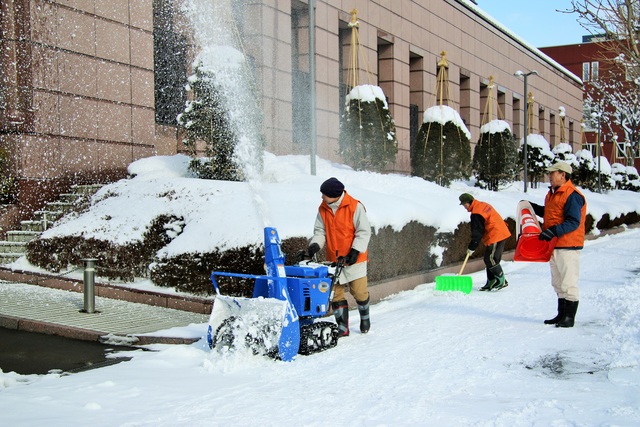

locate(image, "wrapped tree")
[[552, 142, 577, 165], [518, 134, 554, 188], [412, 105, 472, 187], [338, 10, 398, 172], [574, 149, 615, 191], [0, 147, 17, 204], [339, 84, 398, 171], [473, 119, 518, 191], [178, 60, 240, 181]]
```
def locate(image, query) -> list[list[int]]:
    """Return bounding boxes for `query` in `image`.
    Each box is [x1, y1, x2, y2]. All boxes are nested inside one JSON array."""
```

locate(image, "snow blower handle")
[[329, 256, 346, 302], [458, 252, 471, 276]]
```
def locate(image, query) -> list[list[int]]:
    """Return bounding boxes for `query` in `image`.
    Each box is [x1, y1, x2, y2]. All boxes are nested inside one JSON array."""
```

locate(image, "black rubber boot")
[[332, 300, 349, 337], [356, 296, 370, 333], [544, 298, 566, 325], [556, 300, 579, 328]]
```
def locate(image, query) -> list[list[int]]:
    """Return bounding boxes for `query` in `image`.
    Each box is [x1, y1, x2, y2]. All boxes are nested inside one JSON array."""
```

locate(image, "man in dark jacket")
[[530, 161, 586, 328], [459, 193, 511, 291]]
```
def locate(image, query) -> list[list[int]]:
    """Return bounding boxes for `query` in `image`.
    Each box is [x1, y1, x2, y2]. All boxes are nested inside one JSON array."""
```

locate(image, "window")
[[591, 61, 599, 81], [153, 0, 188, 126], [582, 142, 597, 157], [582, 62, 590, 82]]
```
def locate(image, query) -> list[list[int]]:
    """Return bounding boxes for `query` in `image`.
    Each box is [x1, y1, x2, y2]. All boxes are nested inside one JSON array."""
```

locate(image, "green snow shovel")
[[435, 252, 473, 294]]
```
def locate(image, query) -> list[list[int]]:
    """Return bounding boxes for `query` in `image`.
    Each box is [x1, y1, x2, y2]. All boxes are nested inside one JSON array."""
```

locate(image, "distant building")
[[541, 38, 640, 170], [0, 0, 583, 235]]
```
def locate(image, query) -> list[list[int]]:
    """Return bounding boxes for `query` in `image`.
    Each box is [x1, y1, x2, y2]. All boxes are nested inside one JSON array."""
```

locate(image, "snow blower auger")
[[207, 227, 344, 361]]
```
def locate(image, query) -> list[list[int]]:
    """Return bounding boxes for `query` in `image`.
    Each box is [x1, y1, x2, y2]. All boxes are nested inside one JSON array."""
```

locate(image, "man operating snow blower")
[[308, 177, 372, 337]]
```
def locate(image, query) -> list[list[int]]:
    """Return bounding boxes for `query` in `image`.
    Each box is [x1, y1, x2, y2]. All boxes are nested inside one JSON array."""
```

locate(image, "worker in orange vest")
[[459, 193, 512, 291], [529, 161, 586, 328], [308, 178, 372, 337]]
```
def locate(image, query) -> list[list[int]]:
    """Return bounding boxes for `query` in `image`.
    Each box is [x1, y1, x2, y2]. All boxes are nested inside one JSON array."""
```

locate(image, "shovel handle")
[[458, 252, 471, 276]]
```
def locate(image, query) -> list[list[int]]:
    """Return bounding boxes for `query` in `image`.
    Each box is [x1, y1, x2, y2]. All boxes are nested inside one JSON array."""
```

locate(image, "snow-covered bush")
[[472, 120, 517, 191], [339, 85, 398, 172], [552, 142, 578, 166], [412, 105, 472, 187], [0, 147, 17, 204], [518, 134, 554, 188], [574, 150, 615, 191], [611, 163, 640, 191]]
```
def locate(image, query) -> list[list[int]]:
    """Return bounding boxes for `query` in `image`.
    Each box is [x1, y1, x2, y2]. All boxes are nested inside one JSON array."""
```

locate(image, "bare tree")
[[586, 70, 640, 162], [567, 1, 640, 81]]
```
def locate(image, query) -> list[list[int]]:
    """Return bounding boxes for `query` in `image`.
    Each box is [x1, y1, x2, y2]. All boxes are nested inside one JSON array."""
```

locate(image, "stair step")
[[45, 201, 76, 213], [20, 220, 45, 232], [0, 241, 27, 254], [71, 184, 104, 195], [0, 252, 24, 264], [6, 230, 40, 243], [58, 193, 86, 203], [33, 210, 63, 223]]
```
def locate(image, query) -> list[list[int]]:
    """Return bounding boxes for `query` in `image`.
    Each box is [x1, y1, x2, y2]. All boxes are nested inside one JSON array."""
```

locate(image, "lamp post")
[[591, 107, 602, 193], [514, 70, 538, 193], [309, 0, 317, 175]]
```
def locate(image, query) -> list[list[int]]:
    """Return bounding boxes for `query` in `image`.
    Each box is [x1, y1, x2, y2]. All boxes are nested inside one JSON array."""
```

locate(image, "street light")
[[514, 70, 538, 193], [591, 107, 602, 193]]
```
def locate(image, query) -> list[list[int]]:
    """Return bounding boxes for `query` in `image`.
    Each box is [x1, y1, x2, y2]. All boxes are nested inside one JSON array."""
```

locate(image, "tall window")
[[153, 0, 187, 126], [591, 61, 599, 81], [582, 62, 590, 82], [291, 7, 311, 147]]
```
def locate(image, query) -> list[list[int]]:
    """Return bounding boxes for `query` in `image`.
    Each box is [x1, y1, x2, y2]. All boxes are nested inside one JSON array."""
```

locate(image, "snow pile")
[[480, 119, 511, 134], [423, 105, 472, 140]]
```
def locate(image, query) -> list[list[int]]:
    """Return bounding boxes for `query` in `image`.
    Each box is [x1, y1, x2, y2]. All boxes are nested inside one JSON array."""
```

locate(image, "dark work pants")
[[484, 239, 506, 280]]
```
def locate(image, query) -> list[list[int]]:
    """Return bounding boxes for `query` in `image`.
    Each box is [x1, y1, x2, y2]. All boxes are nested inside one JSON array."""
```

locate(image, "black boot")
[[332, 300, 349, 337], [544, 298, 566, 325], [556, 300, 579, 328], [356, 296, 370, 333]]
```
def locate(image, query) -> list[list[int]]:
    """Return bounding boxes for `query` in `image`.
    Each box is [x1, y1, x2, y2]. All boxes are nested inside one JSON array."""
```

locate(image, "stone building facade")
[[0, 0, 583, 234]]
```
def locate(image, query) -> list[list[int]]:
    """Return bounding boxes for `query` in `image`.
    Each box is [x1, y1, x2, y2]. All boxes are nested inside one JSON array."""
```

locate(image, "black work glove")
[[308, 243, 320, 258], [344, 248, 359, 265], [538, 226, 557, 241]]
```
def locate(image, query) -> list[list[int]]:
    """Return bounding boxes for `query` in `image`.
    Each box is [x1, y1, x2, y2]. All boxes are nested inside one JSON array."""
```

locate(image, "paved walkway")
[[0, 280, 210, 345]]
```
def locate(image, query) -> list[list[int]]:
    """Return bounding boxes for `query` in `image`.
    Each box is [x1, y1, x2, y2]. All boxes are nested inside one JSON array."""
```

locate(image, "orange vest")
[[543, 180, 586, 248], [319, 192, 368, 264], [469, 200, 511, 246]]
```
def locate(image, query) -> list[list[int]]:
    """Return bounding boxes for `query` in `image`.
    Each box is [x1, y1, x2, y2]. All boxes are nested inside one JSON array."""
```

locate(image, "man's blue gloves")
[[538, 226, 557, 241]]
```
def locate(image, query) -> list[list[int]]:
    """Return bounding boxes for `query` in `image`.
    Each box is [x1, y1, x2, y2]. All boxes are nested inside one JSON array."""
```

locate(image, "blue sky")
[[477, 0, 588, 47]]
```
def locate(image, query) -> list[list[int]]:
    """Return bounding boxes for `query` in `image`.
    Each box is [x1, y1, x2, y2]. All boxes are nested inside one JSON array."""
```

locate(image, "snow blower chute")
[[207, 227, 342, 361]]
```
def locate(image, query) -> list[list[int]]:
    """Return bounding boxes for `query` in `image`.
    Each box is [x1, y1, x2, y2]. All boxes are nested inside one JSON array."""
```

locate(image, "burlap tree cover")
[[473, 121, 518, 191], [339, 86, 398, 172], [412, 106, 472, 187], [177, 62, 241, 181]]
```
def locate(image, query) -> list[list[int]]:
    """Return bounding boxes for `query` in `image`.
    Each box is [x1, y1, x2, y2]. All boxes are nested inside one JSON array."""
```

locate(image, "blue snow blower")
[[207, 227, 343, 361]]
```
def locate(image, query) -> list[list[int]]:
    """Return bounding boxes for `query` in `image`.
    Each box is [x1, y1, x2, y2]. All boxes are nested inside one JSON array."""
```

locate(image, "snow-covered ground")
[[1, 227, 640, 426], [1, 153, 640, 426]]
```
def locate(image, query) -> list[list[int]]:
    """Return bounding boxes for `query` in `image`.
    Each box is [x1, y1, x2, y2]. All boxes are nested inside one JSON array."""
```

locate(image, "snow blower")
[[207, 227, 343, 361]]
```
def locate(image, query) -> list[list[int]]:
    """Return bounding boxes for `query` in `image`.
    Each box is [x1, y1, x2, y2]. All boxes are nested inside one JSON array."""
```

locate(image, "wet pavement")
[[0, 280, 210, 344], [0, 327, 135, 375]]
